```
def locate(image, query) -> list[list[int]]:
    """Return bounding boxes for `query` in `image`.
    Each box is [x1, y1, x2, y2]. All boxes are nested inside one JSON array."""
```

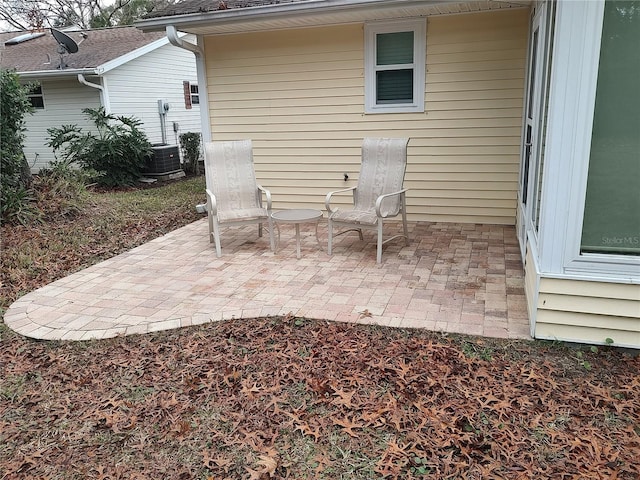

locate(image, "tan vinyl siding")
[[205, 9, 528, 223], [535, 277, 640, 349]]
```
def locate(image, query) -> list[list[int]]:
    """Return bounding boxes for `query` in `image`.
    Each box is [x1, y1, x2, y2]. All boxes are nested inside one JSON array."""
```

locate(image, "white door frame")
[[517, 1, 552, 262]]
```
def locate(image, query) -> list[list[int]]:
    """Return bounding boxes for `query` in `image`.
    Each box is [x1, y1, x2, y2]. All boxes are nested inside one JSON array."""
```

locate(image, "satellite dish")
[[51, 28, 78, 53]]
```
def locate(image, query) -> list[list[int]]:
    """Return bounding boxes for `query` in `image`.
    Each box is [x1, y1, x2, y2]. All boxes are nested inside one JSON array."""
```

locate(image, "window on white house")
[[190, 84, 199, 105], [183, 81, 199, 109], [365, 19, 426, 114], [27, 84, 44, 109]]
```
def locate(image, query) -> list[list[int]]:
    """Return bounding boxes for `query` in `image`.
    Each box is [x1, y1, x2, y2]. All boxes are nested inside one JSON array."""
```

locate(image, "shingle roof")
[[0, 26, 165, 73], [143, 0, 309, 20]]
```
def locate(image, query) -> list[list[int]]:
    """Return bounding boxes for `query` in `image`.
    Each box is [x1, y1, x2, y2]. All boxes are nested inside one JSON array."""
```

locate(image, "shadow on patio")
[[4, 218, 530, 341]]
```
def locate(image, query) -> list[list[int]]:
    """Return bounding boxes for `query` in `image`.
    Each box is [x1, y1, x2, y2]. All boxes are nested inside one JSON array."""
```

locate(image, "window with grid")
[[190, 84, 199, 105], [183, 81, 199, 109]]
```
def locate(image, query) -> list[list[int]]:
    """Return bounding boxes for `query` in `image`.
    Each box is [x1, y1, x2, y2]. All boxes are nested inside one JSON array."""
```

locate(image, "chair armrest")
[[205, 188, 218, 216], [257, 184, 272, 210], [325, 186, 357, 213], [375, 189, 408, 218]]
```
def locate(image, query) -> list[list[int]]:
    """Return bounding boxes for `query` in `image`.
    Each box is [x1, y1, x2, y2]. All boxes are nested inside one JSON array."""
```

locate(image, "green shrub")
[[179, 132, 201, 175], [47, 107, 152, 187], [1, 69, 35, 223], [1, 187, 39, 225]]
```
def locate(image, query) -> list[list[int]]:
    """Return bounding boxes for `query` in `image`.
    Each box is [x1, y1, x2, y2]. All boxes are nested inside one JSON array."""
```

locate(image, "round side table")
[[271, 209, 323, 258]]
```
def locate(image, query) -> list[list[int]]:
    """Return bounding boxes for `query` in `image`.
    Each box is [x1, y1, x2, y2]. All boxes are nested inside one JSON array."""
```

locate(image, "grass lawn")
[[1, 176, 638, 479]]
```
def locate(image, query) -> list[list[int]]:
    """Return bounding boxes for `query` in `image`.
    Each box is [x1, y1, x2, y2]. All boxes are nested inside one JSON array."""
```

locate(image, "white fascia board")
[[18, 68, 98, 79], [135, 0, 465, 31], [96, 32, 186, 74]]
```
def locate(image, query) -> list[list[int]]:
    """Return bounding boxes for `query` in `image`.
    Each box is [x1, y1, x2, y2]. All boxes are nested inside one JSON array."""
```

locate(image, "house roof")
[[144, 0, 310, 19], [0, 26, 165, 76], [136, 0, 531, 35]]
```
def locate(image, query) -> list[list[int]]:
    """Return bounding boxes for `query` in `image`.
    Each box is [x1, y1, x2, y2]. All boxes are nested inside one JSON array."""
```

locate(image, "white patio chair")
[[204, 140, 275, 257], [325, 137, 410, 263]]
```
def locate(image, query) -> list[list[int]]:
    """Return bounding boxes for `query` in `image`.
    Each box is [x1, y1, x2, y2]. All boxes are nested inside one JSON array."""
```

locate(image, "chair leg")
[[377, 221, 383, 264], [328, 218, 333, 255], [258, 222, 263, 238], [212, 217, 222, 257], [267, 217, 275, 252], [208, 211, 214, 244], [402, 206, 409, 246]]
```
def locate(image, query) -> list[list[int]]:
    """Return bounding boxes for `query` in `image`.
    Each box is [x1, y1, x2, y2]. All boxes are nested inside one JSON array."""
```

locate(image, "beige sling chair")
[[204, 140, 275, 257], [325, 137, 410, 263]]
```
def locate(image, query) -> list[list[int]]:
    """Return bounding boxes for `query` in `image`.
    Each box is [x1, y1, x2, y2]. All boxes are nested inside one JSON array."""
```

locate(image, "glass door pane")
[[581, 1, 640, 255]]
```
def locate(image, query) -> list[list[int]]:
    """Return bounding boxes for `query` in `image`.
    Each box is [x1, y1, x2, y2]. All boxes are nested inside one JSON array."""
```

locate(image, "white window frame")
[[539, 0, 639, 283], [190, 83, 199, 106], [364, 19, 426, 114], [27, 83, 45, 109]]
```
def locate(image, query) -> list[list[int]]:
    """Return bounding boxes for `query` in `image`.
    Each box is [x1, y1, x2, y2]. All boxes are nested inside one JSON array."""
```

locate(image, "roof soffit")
[[136, 0, 532, 35]]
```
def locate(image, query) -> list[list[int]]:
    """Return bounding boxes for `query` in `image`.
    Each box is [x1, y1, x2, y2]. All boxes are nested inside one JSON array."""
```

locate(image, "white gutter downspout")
[[166, 25, 212, 144], [77, 74, 110, 114]]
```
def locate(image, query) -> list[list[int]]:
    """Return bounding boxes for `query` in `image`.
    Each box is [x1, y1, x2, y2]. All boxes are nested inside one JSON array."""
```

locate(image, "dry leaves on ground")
[[1, 316, 638, 479]]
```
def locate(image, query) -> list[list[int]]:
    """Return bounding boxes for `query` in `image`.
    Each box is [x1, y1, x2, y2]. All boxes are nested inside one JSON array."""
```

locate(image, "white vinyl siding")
[[22, 79, 101, 171], [205, 9, 528, 224], [21, 40, 201, 171], [105, 40, 200, 146]]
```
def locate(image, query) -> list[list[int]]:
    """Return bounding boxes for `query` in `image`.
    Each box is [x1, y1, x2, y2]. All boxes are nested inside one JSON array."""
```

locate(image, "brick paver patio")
[[4, 218, 530, 341]]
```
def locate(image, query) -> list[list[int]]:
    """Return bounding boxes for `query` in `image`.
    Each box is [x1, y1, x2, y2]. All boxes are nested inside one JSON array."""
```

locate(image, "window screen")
[[581, 1, 640, 255], [376, 70, 413, 104], [375, 31, 414, 104], [376, 31, 414, 65]]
